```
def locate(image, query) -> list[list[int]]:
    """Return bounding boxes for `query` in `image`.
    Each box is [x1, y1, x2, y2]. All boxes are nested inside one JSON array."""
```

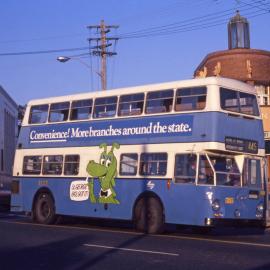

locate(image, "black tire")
[[134, 196, 164, 234], [33, 193, 56, 225]]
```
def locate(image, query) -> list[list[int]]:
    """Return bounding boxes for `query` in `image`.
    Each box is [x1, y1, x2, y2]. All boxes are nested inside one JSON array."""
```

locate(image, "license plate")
[[225, 197, 234, 204]]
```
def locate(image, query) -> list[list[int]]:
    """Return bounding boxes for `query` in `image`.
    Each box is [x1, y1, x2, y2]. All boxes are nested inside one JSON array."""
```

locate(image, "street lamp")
[[57, 55, 92, 69], [57, 56, 71, 63]]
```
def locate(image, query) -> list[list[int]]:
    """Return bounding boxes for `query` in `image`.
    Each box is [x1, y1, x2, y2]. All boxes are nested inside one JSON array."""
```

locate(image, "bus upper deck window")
[[118, 93, 144, 116], [175, 87, 206, 112], [220, 88, 240, 113], [145, 89, 173, 114], [70, 99, 93, 120], [29, 104, 49, 124], [93, 96, 118, 118], [239, 92, 259, 116], [220, 88, 259, 117], [49, 102, 70, 122]]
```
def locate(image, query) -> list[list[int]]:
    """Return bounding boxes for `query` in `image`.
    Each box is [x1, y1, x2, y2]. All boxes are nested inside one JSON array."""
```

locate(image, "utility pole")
[[88, 20, 119, 90]]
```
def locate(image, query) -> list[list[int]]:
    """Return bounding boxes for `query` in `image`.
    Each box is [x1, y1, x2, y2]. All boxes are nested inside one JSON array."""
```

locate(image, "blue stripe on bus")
[[12, 176, 264, 226], [18, 111, 264, 149]]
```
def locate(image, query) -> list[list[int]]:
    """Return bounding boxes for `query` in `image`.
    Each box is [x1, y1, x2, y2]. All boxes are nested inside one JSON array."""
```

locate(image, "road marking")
[[83, 244, 179, 256], [2, 219, 270, 249], [159, 234, 270, 249]]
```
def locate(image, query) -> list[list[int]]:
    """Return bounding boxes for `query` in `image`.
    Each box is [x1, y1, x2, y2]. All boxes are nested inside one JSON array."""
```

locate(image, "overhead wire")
[[118, 3, 268, 39], [117, 4, 248, 38], [0, 1, 268, 57], [0, 46, 89, 56]]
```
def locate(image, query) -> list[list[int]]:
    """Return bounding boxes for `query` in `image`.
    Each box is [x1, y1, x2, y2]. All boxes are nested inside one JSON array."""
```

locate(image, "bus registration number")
[[225, 197, 234, 204]]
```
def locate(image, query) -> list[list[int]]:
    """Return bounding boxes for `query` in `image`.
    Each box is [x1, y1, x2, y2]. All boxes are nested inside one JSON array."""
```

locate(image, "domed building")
[[194, 11, 270, 162]]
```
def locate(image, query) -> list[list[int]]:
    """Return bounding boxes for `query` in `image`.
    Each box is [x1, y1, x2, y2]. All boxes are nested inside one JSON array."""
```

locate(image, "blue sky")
[[0, 0, 269, 105]]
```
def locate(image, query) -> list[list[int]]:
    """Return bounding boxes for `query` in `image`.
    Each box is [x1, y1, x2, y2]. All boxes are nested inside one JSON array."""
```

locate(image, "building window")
[[49, 102, 70, 122], [64, 155, 80, 175], [29, 104, 49, 124], [145, 89, 174, 114], [23, 156, 42, 175], [118, 93, 144, 116], [175, 87, 206, 111], [174, 154, 197, 184], [93, 96, 118, 118], [120, 153, 138, 176], [43, 155, 63, 175], [139, 153, 167, 176], [70, 99, 92, 120]]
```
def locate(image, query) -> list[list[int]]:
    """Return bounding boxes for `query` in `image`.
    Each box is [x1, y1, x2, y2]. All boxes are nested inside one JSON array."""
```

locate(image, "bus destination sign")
[[225, 136, 258, 154]]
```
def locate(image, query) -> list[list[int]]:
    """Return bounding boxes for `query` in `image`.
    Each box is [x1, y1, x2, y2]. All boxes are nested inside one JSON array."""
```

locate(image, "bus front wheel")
[[33, 193, 56, 225], [134, 196, 164, 234]]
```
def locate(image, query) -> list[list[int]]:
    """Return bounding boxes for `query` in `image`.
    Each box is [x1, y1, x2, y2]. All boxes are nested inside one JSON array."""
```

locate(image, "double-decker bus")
[[11, 77, 267, 233]]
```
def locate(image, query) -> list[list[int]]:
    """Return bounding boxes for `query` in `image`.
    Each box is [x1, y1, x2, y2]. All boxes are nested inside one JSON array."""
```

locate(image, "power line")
[[119, 12, 267, 39], [117, 4, 248, 38], [0, 46, 89, 56], [0, 2, 268, 57], [237, 0, 270, 12], [118, 3, 269, 39]]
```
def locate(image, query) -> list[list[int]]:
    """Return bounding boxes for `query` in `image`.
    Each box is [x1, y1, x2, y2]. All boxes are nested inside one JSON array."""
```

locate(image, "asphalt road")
[[1, 212, 270, 270]]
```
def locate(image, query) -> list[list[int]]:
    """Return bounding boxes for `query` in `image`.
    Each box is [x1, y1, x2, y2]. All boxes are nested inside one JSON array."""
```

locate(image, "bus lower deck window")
[[139, 153, 167, 176], [23, 156, 42, 175], [64, 155, 80, 175], [43, 155, 63, 175], [208, 155, 241, 187], [198, 155, 214, 185], [174, 154, 197, 184], [243, 158, 262, 188], [120, 153, 138, 175]]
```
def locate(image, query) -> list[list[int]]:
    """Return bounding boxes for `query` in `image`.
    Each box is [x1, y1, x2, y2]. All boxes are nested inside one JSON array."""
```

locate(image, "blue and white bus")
[[11, 77, 267, 233]]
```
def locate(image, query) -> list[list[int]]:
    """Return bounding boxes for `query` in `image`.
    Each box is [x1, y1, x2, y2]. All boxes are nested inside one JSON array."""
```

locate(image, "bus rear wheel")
[[33, 193, 56, 225], [134, 196, 164, 234]]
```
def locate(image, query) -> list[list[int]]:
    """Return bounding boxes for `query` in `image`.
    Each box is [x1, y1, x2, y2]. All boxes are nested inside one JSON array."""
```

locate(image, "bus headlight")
[[256, 203, 264, 213], [212, 199, 221, 211], [256, 203, 264, 218]]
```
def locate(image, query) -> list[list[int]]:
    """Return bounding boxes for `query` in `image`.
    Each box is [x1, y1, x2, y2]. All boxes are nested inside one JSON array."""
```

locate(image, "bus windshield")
[[208, 155, 241, 187]]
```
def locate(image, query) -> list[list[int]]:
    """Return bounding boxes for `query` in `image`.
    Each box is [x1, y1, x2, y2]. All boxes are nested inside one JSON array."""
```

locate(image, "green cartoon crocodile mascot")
[[86, 143, 120, 204]]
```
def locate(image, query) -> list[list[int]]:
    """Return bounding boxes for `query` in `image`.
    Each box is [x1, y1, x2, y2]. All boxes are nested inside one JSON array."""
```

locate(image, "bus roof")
[[27, 77, 255, 106]]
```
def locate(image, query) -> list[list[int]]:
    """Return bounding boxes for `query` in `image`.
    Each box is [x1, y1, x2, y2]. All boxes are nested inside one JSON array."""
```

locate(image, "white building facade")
[[0, 86, 17, 208]]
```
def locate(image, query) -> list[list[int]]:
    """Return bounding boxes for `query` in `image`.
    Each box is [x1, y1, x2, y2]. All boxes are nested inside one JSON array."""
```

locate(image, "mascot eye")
[[100, 158, 105, 165], [106, 160, 111, 167]]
